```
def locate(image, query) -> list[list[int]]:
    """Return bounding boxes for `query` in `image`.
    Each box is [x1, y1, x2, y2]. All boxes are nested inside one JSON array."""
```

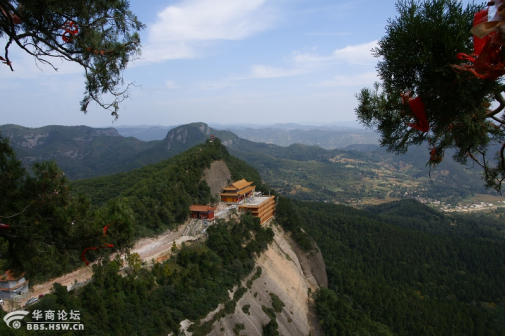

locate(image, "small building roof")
[[189, 205, 217, 212], [0, 281, 28, 292], [239, 196, 275, 208], [220, 186, 255, 197], [223, 179, 253, 191], [0, 270, 25, 282]]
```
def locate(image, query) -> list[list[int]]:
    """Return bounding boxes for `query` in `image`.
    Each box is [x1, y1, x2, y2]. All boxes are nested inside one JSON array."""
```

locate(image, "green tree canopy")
[[0, 0, 144, 118], [355, 0, 505, 191], [0, 135, 135, 281]]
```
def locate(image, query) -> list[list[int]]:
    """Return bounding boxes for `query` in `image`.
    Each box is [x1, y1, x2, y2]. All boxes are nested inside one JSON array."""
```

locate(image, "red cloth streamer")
[[453, 7, 505, 80], [81, 244, 114, 266], [0, 223, 10, 229], [103, 224, 110, 237], [454, 39, 505, 80], [430, 147, 443, 164], [473, 9, 490, 55], [62, 21, 79, 43], [407, 97, 429, 132], [0, 6, 22, 24]]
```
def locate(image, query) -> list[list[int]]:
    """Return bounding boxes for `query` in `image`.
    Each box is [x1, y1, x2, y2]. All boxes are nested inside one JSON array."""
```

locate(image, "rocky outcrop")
[[0, 124, 153, 179], [288, 235, 328, 288], [195, 223, 327, 336], [3, 126, 120, 148], [164, 123, 210, 150], [203, 161, 232, 200]]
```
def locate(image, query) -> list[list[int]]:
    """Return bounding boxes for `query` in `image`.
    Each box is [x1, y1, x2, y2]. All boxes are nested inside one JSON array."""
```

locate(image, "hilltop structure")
[[0, 271, 29, 300], [220, 179, 255, 204], [239, 196, 276, 224], [189, 205, 217, 221], [220, 179, 275, 224]]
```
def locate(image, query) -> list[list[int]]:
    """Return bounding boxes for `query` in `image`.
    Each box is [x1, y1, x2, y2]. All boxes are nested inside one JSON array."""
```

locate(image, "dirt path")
[[6, 221, 197, 311]]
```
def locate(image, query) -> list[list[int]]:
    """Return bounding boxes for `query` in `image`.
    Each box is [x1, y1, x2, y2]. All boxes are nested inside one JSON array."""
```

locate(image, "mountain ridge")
[[0, 123, 241, 180]]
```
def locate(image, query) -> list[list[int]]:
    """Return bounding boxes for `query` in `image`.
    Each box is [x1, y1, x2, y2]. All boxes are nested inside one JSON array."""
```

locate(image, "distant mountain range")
[[0, 122, 496, 203], [112, 122, 378, 149], [0, 123, 239, 179], [0, 122, 376, 179], [0, 124, 156, 179], [209, 121, 365, 130], [114, 125, 175, 141], [224, 127, 380, 149]]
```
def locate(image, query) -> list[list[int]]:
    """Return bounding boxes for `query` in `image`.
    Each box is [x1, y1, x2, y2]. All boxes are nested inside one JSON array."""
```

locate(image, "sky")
[[0, 0, 400, 128]]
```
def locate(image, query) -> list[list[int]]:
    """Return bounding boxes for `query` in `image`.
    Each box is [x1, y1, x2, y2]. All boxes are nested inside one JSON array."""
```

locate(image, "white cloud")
[[242, 40, 379, 81], [249, 65, 305, 78], [165, 80, 181, 89], [294, 40, 378, 66], [316, 72, 379, 87], [305, 32, 351, 36], [198, 78, 238, 90], [143, 0, 278, 62]]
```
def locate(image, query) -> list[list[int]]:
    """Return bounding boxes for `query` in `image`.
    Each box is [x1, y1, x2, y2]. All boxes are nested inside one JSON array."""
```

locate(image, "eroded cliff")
[[182, 223, 327, 336]]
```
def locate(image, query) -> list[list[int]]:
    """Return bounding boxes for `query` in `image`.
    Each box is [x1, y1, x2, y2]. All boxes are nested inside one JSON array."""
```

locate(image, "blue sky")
[[0, 0, 399, 128]]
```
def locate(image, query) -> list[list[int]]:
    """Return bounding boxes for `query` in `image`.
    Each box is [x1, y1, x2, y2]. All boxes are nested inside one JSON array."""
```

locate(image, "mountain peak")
[[163, 122, 211, 149]]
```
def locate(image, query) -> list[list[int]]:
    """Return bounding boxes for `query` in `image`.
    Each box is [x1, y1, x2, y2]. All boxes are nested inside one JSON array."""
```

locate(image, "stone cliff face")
[[163, 123, 211, 150], [0, 124, 152, 179], [185, 223, 327, 336], [3, 126, 120, 148], [203, 161, 232, 200]]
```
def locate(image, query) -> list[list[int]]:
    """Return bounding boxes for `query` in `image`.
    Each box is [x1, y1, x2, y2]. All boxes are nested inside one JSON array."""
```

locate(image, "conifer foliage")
[[0, 135, 135, 282], [355, 0, 505, 191], [0, 0, 144, 118]]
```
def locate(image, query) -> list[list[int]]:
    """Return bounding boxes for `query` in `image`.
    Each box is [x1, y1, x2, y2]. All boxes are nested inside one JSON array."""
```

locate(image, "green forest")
[[3, 129, 505, 335], [0, 136, 268, 284], [275, 198, 505, 335], [0, 215, 274, 335]]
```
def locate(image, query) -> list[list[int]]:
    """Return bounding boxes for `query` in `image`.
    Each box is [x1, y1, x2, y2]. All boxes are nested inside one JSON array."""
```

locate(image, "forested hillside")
[[227, 139, 494, 205], [3, 122, 495, 207], [227, 126, 380, 149], [0, 123, 240, 180], [276, 198, 505, 335], [0, 124, 158, 179], [3, 126, 505, 335], [0, 215, 274, 336], [71, 138, 268, 237], [0, 136, 268, 284], [114, 125, 175, 141]]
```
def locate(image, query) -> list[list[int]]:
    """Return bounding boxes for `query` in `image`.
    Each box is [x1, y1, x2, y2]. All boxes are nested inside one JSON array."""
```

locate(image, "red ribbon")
[[81, 244, 114, 266], [0, 223, 10, 229], [103, 224, 110, 237], [62, 21, 79, 43], [473, 9, 491, 55], [407, 97, 429, 132]]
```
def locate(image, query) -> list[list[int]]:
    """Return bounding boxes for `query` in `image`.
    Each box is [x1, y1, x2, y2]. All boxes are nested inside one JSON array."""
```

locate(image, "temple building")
[[189, 205, 217, 221], [220, 179, 255, 204], [239, 196, 276, 225], [0, 270, 29, 300]]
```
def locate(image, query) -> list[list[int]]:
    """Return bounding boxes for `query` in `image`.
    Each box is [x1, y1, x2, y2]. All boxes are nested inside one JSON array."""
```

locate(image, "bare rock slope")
[[202, 223, 327, 336], [203, 160, 232, 200]]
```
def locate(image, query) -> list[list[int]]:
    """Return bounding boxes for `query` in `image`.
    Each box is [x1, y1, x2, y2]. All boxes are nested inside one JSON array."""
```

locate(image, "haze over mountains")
[[2, 122, 377, 179], [111, 122, 379, 149], [0, 122, 495, 207]]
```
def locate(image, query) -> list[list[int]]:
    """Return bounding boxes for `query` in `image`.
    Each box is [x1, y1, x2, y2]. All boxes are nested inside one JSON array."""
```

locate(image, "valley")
[[2, 122, 500, 209], [4, 1, 505, 335], [1, 123, 505, 335]]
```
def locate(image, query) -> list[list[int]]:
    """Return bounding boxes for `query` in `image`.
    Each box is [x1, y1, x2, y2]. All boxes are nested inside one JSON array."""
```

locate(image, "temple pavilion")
[[189, 205, 217, 221], [238, 195, 276, 225], [220, 179, 255, 204]]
